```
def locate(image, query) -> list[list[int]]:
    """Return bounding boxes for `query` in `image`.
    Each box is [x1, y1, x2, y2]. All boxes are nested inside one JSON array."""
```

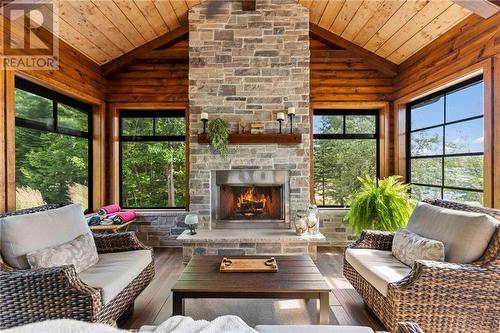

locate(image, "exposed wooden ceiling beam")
[[309, 23, 398, 78], [136, 49, 188, 61], [101, 25, 189, 77], [241, 0, 257, 11], [452, 0, 500, 18]]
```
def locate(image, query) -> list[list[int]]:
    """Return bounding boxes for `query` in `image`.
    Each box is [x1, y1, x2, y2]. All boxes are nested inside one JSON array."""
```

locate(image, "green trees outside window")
[[14, 78, 91, 212], [313, 110, 379, 207], [408, 77, 484, 206], [120, 111, 186, 208]]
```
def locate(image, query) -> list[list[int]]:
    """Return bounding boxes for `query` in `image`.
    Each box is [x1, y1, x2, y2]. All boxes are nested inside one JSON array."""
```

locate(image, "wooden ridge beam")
[[309, 23, 398, 78], [241, 0, 257, 11], [101, 25, 189, 77]]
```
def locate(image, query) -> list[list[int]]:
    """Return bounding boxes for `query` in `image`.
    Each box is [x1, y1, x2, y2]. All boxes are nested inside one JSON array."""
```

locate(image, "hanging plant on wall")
[[207, 118, 230, 158]]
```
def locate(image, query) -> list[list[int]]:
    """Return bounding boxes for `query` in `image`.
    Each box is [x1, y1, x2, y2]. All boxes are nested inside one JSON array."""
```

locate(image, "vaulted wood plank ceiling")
[[27, 0, 472, 65]]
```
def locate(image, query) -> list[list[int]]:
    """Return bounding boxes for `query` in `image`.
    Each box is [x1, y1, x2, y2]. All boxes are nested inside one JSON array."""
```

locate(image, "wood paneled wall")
[[1, 16, 107, 211], [310, 38, 393, 104], [393, 13, 500, 208], [106, 39, 188, 105], [3, 13, 499, 210]]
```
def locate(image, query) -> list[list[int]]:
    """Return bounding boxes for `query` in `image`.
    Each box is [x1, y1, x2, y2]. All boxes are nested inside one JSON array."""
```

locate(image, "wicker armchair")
[[0, 204, 155, 329], [344, 199, 500, 333]]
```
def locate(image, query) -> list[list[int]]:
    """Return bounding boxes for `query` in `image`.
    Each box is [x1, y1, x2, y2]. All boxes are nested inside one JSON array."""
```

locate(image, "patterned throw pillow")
[[392, 228, 445, 267], [27, 233, 98, 273]]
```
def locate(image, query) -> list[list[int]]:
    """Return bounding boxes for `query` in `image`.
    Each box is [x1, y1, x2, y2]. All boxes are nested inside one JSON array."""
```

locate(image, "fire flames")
[[236, 187, 267, 216]]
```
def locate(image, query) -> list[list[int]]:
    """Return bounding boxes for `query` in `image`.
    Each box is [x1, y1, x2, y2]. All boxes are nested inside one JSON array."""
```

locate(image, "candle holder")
[[288, 113, 295, 134], [278, 119, 283, 134], [202, 119, 208, 134]]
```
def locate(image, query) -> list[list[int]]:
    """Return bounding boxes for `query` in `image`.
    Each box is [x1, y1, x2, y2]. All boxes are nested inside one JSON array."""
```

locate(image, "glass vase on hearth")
[[294, 213, 308, 236], [306, 204, 319, 235]]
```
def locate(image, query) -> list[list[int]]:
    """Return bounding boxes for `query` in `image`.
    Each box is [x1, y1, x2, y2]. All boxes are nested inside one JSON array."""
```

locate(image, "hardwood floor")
[[120, 247, 385, 331]]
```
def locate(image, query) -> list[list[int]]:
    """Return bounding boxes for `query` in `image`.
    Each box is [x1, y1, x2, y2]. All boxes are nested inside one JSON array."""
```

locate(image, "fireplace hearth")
[[211, 170, 290, 229]]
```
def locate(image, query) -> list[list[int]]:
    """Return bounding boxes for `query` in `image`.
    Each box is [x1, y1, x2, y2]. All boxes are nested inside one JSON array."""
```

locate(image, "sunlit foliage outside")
[[15, 89, 89, 211], [121, 116, 186, 208]]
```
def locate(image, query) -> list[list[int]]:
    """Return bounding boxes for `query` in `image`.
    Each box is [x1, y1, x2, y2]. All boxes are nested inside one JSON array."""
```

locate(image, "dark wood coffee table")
[[171, 255, 331, 324]]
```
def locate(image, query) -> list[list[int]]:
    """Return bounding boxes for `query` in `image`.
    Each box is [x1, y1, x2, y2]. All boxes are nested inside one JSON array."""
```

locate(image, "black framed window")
[[119, 110, 187, 209], [313, 109, 379, 207], [14, 77, 92, 212], [407, 76, 484, 206]]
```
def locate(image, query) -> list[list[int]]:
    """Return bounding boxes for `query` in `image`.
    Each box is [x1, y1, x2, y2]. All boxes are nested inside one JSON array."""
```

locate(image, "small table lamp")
[[184, 214, 198, 235]]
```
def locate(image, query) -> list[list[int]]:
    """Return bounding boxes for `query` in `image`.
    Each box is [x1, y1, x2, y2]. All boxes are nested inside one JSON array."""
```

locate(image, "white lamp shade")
[[185, 214, 199, 225]]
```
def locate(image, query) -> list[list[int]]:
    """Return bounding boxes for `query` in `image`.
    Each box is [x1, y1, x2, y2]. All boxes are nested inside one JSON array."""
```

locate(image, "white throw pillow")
[[27, 233, 98, 273], [392, 228, 445, 267], [407, 202, 498, 263], [0, 204, 91, 269]]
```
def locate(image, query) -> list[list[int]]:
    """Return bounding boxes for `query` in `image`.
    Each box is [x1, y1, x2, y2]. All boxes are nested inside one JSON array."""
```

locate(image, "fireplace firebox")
[[211, 170, 290, 229]]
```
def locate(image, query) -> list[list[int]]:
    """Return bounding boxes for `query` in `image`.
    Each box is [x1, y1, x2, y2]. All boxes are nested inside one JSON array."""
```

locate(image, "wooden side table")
[[90, 219, 136, 234]]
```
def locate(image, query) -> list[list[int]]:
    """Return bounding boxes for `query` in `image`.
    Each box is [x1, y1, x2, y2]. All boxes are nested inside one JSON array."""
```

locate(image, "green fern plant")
[[345, 175, 415, 234], [207, 118, 229, 158]]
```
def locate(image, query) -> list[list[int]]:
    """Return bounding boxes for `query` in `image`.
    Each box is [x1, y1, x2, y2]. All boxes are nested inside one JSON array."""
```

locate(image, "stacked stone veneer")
[[189, 0, 310, 229], [319, 209, 357, 247], [127, 211, 188, 247]]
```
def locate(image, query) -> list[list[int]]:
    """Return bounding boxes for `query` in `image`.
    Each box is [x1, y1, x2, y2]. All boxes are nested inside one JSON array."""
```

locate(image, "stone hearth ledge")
[[177, 229, 326, 264]]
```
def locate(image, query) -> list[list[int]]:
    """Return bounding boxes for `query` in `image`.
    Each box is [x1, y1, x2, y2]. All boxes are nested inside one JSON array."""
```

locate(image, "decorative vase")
[[294, 213, 308, 236], [306, 204, 319, 235]]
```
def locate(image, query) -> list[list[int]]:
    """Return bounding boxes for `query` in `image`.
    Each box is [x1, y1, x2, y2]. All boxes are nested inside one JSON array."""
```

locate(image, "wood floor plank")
[[121, 247, 384, 331]]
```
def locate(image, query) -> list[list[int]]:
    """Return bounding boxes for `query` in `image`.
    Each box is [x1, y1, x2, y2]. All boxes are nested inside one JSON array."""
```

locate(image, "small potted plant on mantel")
[[207, 118, 230, 158], [345, 175, 415, 234]]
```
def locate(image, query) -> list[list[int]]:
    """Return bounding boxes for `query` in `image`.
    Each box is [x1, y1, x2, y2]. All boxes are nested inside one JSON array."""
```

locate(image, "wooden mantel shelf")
[[197, 133, 302, 145]]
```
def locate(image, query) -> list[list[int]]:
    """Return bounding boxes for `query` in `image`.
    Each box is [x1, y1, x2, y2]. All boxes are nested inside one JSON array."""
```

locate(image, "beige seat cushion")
[[408, 203, 499, 263], [79, 250, 152, 305], [0, 204, 90, 269], [345, 249, 411, 297]]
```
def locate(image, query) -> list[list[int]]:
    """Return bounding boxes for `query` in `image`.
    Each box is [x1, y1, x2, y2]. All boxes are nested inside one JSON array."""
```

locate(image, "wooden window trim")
[[109, 103, 190, 211], [394, 59, 494, 207], [309, 101, 391, 204]]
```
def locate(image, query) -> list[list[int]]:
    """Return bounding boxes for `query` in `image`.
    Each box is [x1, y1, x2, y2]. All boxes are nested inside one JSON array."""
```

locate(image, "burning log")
[[237, 200, 265, 215]]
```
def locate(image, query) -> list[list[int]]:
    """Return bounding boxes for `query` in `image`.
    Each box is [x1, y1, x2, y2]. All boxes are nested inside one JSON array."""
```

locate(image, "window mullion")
[[53, 100, 58, 132], [442, 94, 446, 199]]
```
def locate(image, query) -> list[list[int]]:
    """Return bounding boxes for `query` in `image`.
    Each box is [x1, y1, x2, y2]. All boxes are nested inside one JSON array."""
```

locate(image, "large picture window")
[[119, 110, 187, 209], [313, 110, 379, 207], [15, 78, 92, 212], [407, 77, 484, 206]]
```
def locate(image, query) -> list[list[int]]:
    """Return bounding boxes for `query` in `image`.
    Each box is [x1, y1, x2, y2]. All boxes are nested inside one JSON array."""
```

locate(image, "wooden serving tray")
[[219, 257, 278, 273]]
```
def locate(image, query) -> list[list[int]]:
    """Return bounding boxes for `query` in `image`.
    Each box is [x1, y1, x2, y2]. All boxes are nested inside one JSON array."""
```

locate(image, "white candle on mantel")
[[277, 112, 285, 121], [200, 112, 209, 120], [287, 107, 296, 115]]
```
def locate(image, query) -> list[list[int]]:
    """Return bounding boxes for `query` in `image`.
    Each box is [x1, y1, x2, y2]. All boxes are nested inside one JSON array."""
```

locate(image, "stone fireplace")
[[211, 170, 290, 228], [188, 0, 310, 230]]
